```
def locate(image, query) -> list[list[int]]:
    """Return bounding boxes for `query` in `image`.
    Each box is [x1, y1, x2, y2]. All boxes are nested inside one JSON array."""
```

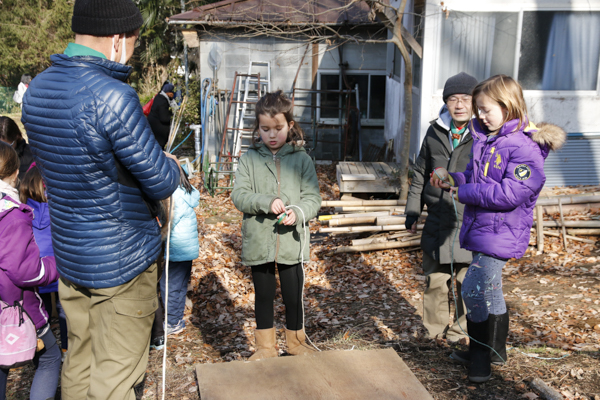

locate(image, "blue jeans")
[[0, 324, 61, 400], [461, 253, 507, 323], [160, 260, 193, 327]]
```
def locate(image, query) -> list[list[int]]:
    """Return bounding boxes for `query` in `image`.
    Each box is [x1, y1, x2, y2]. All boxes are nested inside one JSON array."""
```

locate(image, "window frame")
[[316, 70, 387, 126], [432, 8, 600, 95]]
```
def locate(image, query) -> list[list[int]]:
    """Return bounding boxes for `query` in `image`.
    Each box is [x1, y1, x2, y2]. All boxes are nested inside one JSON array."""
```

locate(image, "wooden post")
[[558, 198, 569, 251], [536, 205, 544, 254]]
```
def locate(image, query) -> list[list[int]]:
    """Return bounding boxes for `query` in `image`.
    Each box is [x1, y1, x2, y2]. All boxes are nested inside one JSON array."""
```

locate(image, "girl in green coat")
[[231, 91, 322, 361]]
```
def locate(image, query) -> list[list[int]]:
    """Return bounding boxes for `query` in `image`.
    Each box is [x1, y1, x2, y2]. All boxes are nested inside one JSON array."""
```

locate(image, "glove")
[[405, 215, 418, 230]]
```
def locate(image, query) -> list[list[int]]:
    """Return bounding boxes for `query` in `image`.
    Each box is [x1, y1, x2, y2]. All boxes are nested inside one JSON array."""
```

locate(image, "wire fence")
[[0, 87, 20, 114]]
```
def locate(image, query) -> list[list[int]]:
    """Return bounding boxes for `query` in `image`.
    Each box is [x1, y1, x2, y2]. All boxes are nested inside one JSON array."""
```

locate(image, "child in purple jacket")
[[0, 142, 61, 400], [20, 164, 68, 361], [431, 75, 565, 383]]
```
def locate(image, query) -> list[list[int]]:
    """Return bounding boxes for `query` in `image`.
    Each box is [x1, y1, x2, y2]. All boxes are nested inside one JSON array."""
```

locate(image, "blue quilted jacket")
[[21, 54, 180, 289]]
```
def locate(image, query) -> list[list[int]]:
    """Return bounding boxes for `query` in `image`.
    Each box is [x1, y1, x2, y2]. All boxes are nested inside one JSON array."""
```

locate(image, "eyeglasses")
[[447, 96, 472, 106]]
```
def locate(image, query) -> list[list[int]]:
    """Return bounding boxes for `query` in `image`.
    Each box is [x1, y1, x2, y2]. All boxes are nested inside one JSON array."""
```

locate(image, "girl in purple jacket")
[[431, 75, 565, 383], [0, 142, 61, 400]]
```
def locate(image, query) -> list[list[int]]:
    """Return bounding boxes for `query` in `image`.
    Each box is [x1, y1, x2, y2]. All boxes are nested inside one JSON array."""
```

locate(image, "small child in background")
[[19, 164, 68, 360], [231, 91, 322, 360], [159, 164, 200, 336], [0, 142, 60, 400], [431, 75, 565, 383]]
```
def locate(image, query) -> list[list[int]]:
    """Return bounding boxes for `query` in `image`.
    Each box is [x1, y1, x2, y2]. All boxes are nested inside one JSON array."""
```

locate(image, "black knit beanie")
[[443, 72, 478, 102], [72, 0, 143, 36]]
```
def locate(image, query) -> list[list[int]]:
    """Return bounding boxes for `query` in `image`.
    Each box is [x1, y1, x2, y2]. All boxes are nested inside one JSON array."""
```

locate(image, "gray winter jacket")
[[405, 106, 473, 264]]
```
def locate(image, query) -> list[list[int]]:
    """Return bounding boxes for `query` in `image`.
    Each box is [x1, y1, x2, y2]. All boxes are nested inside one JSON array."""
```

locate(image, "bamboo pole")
[[558, 199, 569, 250], [328, 216, 377, 226], [566, 229, 600, 236], [319, 211, 393, 221], [536, 193, 600, 206], [336, 206, 406, 212], [351, 236, 389, 246], [376, 216, 407, 226], [542, 231, 596, 244], [322, 199, 407, 207], [536, 206, 544, 254], [335, 239, 421, 253], [320, 224, 424, 233], [533, 221, 600, 228]]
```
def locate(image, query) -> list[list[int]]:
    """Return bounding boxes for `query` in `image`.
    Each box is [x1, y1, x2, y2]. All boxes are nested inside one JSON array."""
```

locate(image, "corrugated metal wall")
[[544, 134, 600, 188]]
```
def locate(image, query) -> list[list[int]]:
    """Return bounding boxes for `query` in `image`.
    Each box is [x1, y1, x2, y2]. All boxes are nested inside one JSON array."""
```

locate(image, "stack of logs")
[[319, 194, 600, 254]]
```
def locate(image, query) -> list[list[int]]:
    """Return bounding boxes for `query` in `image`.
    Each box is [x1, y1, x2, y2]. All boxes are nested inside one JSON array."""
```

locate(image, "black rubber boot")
[[450, 312, 509, 366], [467, 319, 491, 383]]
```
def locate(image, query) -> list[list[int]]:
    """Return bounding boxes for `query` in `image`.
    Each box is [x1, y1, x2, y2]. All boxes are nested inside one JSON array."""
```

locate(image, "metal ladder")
[[231, 61, 271, 159]]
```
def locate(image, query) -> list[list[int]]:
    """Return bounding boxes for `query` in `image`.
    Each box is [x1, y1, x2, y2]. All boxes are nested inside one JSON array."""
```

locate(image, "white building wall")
[[420, 0, 600, 186]]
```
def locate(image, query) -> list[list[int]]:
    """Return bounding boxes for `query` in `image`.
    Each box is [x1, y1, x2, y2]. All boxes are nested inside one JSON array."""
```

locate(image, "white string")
[[285, 205, 321, 352], [161, 197, 175, 400]]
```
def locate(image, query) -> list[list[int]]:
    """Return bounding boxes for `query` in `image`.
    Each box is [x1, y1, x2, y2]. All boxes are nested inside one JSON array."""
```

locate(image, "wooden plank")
[[363, 162, 379, 177], [196, 348, 433, 400], [338, 162, 352, 175], [341, 173, 376, 181]]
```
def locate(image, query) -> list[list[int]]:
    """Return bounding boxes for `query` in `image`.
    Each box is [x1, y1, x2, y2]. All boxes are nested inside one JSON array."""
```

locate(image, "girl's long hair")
[[471, 74, 528, 131], [19, 166, 47, 204], [0, 116, 24, 144], [0, 141, 19, 181], [252, 90, 304, 146]]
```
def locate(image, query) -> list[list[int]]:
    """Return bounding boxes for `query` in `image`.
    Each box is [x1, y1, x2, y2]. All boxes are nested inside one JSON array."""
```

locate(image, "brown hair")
[[252, 90, 304, 146], [19, 166, 47, 203], [0, 141, 19, 181], [0, 116, 24, 144], [471, 75, 528, 131]]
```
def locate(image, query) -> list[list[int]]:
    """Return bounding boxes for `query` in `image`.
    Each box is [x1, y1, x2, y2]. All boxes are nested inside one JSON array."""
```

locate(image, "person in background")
[[12, 74, 32, 108], [0, 142, 60, 400], [20, 164, 69, 361], [159, 164, 200, 337], [21, 0, 181, 398], [0, 116, 34, 178], [405, 72, 478, 343], [148, 82, 177, 149]]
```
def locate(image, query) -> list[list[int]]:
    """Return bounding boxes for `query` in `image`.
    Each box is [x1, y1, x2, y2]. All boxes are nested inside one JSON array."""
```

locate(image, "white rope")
[[161, 197, 175, 400], [285, 205, 320, 352]]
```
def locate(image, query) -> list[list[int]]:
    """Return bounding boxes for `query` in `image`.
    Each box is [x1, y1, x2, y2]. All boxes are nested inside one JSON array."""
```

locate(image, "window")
[[519, 12, 600, 90], [318, 73, 386, 121], [436, 11, 600, 91]]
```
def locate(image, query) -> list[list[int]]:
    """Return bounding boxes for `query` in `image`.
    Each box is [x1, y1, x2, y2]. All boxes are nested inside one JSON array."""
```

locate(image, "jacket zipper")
[[274, 153, 281, 262]]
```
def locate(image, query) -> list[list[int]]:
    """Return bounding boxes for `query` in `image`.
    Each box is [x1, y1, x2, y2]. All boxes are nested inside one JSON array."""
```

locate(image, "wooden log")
[[529, 377, 563, 400], [536, 193, 600, 206], [319, 211, 392, 221], [337, 206, 406, 212], [536, 206, 544, 254], [566, 229, 600, 236], [335, 239, 422, 253], [542, 231, 596, 244], [322, 199, 407, 207], [558, 199, 569, 250], [320, 224, 424, 233], [533, 221, 600, 228], [328, 217, 377, 226]]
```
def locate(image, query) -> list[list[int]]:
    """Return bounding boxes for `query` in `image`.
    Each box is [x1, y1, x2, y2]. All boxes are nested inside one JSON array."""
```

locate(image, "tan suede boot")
[[285, 328, 316, 356], [249, 328, 278, 361]]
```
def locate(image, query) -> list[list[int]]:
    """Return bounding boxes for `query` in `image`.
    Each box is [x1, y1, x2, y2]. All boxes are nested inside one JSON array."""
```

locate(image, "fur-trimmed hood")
[[529, 122, 566, 152]]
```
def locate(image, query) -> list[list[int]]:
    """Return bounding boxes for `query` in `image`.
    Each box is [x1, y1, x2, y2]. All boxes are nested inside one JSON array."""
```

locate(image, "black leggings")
[[251, 262, 304, 330]]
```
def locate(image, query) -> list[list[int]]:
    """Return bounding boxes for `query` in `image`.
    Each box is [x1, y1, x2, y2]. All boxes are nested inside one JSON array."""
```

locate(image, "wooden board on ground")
[[196, 348, 433, 400], [337, 162, 401, 193]]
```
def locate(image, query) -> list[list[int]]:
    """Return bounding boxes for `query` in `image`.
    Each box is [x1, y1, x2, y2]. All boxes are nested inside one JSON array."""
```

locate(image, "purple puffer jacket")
[[0, 194, 58, 329], [450, 119, 566, 260]]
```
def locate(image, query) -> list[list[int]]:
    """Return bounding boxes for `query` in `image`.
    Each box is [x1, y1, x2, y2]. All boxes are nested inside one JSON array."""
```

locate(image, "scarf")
[[0, 179, 20, 203], [450, 121, 467, 149]]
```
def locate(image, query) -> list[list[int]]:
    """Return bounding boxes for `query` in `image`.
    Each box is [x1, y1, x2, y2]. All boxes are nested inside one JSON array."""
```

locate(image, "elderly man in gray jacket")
[[405, 72, 478, 342]]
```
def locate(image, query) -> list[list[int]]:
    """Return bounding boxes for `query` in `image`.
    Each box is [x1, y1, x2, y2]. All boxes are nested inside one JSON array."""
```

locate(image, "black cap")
[[443, 72, 478, 102], [72, 0, 143, 36]]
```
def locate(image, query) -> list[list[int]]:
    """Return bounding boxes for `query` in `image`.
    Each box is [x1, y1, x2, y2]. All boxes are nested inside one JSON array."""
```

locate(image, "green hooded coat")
[[231, 143, 322, 266]]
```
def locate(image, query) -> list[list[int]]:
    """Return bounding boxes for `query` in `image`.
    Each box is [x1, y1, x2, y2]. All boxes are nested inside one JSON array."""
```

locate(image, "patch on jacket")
[[514, 164, 532, 181], [494, 153, 502, 169]]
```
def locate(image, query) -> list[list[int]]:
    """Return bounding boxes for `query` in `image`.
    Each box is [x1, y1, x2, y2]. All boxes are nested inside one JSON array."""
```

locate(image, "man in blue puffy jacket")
[[21, 1, 180, 399]]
